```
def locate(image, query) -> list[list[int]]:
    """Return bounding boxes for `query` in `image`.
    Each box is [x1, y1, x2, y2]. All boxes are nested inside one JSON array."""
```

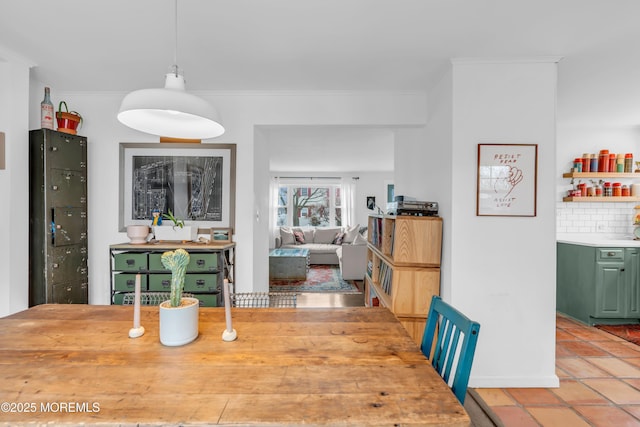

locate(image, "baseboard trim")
[[470, 375, 559, 388]]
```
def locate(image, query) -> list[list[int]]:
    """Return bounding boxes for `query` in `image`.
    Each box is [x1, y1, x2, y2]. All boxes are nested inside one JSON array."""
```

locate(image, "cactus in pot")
[[160, 248, 190, 307]]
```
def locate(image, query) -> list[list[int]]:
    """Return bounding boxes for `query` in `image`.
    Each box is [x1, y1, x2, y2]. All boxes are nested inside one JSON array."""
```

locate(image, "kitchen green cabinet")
[[557, 243, 640, 325]]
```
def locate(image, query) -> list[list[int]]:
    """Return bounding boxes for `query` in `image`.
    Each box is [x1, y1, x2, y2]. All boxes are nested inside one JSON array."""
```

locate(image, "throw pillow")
[[303, 228, 315, 243], [352, 232, 367, 245], [333, 231, 345, 245], [343, 224, 360, 244], [294, 230, 305, 244], [280, 227, 295, 245]]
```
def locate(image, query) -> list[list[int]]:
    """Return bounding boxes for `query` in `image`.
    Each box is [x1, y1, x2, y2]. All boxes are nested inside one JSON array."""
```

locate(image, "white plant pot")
[[153, 225, 197, 242], [159, 297, 199, 346]]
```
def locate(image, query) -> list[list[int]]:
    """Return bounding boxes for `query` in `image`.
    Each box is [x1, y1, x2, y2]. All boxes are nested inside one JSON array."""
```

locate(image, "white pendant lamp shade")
[[118, 72, 225, 140]]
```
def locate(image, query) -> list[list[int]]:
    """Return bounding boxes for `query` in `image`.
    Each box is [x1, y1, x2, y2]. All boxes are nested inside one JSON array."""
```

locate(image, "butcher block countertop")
[[0, 304, 470, 426]]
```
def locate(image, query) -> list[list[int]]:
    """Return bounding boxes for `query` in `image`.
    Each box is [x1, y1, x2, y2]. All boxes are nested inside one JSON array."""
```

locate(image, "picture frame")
[[476, 143, 538, 217], [119, 143, 236, 231], [366, 196, 376, 210], [210, 227, 233, 243]]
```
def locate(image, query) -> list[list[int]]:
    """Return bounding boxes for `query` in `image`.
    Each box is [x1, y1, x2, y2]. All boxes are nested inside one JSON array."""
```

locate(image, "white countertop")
[[557, 233, 640, 247]]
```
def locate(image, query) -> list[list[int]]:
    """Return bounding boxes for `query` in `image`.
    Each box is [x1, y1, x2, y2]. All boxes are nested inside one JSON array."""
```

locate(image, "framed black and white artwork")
[[119, 143, 236, 231]]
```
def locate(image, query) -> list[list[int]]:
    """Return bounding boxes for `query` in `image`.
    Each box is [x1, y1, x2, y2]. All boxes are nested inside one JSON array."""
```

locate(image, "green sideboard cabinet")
[[110, 242, 235, 307], [557, 243, 640, 325]]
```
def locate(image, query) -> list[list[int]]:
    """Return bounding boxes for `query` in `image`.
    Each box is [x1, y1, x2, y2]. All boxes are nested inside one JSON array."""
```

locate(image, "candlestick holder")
[[222, 279, 237, 342], [128, 274, 145, 338]]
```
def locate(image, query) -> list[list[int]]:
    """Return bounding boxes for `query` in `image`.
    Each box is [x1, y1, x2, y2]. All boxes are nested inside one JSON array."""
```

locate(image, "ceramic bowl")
[[126, 225, 150, 244]]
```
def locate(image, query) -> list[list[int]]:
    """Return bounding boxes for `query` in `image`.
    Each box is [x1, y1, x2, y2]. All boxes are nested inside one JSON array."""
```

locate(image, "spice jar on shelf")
[[603, 182, 612, 196], [625, 153, 634, 173], [622, 185, 630, 197], [613, 182, 622, 196]]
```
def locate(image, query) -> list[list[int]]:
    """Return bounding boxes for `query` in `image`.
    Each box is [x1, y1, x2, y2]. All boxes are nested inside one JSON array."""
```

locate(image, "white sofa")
[[274, 226, 368, 280]]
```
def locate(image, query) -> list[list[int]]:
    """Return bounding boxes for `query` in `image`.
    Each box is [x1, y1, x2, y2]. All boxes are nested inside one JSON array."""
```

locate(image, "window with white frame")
[[277, 184, 343, 227]]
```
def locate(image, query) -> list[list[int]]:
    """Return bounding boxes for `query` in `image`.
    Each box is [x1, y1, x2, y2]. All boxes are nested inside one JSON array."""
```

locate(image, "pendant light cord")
[[173, 0, 179, 76]]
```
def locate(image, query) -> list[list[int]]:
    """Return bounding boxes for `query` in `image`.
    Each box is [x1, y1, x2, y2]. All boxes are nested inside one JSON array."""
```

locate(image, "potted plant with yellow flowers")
[[158, 248, 200, 346]]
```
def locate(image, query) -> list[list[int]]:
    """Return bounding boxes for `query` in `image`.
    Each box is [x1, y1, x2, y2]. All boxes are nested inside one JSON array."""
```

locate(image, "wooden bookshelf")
[[365, 215, 443, 344]]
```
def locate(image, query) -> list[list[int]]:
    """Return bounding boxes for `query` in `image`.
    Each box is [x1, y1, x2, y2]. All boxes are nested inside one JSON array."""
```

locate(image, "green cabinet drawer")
[[148, 253, 169, 271], [148, 274, 173, 291], [114, 273, 148, 292], [597, 249, 624, 261], [192, 294, 218, 307], [187, 253, 219, 272], [114, 252, 148, 271], [148, 273, 218, 292], [185, 274, 218, 293], [148, 252, 219, 272]]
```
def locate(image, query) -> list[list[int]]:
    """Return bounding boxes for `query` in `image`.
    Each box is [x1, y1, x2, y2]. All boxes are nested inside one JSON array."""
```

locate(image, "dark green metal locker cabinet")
[[29, 129, 88, 305]]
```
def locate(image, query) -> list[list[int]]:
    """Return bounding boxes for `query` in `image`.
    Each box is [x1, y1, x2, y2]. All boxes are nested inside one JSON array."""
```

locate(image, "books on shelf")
[[377, 262, 393, 296]]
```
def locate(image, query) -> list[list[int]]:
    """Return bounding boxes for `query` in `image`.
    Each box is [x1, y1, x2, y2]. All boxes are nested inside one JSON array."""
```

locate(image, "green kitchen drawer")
[[184, 274, 218, 293], [186, 253, 219, 272], [114, 252, 148, 271], [148, 252, 218, 272], [597, 249, 624, 261], [192, 294, 218, 307], [148, 274, 173, 291], [148, 273, 218, 293], [114, 273, 148, 292]]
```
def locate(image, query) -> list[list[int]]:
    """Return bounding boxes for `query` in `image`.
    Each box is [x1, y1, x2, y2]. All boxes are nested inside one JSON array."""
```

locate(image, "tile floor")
[[474, 313, 640, 427]]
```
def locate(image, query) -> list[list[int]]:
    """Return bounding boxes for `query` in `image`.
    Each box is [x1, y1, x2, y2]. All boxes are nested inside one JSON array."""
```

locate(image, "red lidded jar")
[[613, 182, 622, 196], [582, 153, 591, 172], [599, 150, 609, 172], [609, 154, 617, 173]]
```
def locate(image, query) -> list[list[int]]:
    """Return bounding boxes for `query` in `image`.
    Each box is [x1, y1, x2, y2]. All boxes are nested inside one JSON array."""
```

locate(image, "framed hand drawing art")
[[119, 143, 236, 231], [476, 144, 538, 217]]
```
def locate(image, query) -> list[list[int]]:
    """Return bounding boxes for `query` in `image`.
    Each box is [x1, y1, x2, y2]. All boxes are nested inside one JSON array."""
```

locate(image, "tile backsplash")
[[557, 201, 637, 235]]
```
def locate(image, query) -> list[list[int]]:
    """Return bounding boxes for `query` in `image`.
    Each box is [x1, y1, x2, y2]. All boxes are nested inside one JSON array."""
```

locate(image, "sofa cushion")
[[343, 224, 360, 244], [314, 227, 342, 244], [301, 243, 340, 254], [280, 227, 296, 245], [333, 231, 345, 245]]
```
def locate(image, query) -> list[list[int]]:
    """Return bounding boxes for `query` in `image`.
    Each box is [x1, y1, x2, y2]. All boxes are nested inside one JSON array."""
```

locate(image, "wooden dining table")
[[0, 304, 470, 426]]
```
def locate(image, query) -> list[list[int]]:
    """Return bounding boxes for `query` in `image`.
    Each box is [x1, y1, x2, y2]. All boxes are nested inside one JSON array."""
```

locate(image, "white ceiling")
[[2, 0, 640, 167]]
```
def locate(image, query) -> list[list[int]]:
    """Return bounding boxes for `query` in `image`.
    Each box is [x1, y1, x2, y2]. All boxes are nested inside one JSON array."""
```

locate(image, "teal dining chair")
[[420, 295, 481, 404]]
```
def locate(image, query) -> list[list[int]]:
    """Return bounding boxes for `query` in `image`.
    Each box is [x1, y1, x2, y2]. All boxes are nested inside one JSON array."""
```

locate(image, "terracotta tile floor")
[[474, 313, 640, 427]]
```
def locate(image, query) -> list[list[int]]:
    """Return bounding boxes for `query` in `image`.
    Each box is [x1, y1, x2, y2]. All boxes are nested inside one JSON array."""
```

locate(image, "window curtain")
[[342, 179, 356, 227], [269, 176, 281, 246]]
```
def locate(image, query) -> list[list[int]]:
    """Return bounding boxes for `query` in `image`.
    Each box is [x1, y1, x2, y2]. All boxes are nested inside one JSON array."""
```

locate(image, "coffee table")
[[269, 248, 310, 280]]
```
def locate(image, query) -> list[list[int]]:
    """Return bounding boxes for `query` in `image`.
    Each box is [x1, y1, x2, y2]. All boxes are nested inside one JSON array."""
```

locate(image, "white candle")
[[133, 274, 141, 329], [221, 279, 237, 341]]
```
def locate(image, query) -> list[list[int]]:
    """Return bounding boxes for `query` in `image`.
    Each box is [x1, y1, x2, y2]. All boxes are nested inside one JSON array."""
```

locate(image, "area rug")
[[595, 324, 640, 346], [270, 265, 360, 293]]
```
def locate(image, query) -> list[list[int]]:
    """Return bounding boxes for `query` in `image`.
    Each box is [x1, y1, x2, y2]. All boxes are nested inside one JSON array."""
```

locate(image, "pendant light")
[[117, 0, 224, 140]]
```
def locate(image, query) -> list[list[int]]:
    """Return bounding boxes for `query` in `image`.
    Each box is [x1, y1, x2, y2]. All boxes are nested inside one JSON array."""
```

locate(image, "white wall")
[[0, 54, 31, 317], [450, 59, 559, 387], [354, 171, 395, 226]]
